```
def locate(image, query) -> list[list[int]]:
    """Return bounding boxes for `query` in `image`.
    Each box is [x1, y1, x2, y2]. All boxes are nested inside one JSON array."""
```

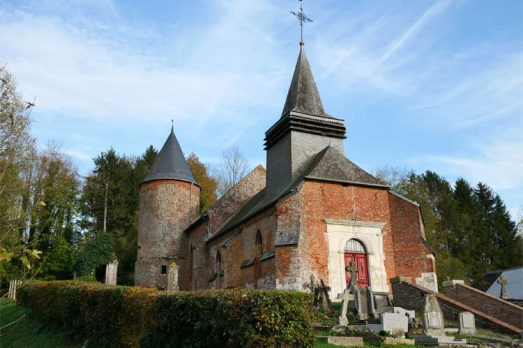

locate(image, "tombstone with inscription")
[[458, 312, 476, 336], [421, 295, 445, 336]]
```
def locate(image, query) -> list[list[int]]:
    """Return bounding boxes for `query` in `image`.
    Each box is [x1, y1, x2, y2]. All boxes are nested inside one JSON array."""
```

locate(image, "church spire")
[[142, 126, 198, 186], [281, 44, 331, 118]]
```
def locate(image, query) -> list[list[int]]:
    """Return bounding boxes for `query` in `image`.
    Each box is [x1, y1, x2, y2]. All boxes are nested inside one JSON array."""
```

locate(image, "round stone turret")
[[134, 127, 200, 290]]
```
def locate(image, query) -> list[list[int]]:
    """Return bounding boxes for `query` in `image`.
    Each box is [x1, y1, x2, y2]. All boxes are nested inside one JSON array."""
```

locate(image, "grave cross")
[[497, 275, 510, 299], [345, 260, 360, 288]]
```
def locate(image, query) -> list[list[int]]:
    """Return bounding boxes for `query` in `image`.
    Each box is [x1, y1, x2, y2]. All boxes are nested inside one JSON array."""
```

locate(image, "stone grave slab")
[[458, 312, 477, 336], [366, 323, 383, 333], [317, 336, 364, 347], [384, 337, 416, 345], [412, 335, 468, 345]]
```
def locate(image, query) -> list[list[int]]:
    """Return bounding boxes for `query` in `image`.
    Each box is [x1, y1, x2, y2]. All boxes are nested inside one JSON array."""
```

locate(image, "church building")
[[134, 41, 437, 300]]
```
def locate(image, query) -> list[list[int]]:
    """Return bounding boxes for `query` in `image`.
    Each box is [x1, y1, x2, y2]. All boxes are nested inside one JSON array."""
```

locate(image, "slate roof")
[[305, 146, 386, 187], [207, 145, 387, 242], [476, 266, 523, 300], [142, 126, 199, 186], [281, 44, 334, 119]]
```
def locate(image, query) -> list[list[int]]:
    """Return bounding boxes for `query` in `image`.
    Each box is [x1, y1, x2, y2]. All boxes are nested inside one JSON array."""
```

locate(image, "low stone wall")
[[390, 277, 521, 335], [443, 281, 523, 331]]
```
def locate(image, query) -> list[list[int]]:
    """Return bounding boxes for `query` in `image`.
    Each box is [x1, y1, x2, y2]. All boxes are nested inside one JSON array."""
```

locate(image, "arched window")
[[215, 250, 222, 289], [215, 251, 222, 273], [254, 231, 263, 281], [345, 239, 366, 253], [189, 244, 194, 283]]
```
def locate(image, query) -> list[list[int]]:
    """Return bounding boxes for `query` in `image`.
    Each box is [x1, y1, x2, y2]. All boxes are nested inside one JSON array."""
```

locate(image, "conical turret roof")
[[142, 126, 198, 186], [281, 43, 333, 118]]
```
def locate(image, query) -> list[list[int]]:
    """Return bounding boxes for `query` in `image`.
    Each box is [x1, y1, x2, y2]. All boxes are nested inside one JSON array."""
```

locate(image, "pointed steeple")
[[281, 43, 331, 118], [142, 127, 198, 186]]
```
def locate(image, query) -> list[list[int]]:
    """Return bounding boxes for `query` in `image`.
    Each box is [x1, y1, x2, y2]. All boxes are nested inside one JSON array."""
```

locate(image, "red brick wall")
[[388, 193, 435, 282], [301, 181, 396, 290], [444, 283, 523, 330], [188, 205, 277, 290]]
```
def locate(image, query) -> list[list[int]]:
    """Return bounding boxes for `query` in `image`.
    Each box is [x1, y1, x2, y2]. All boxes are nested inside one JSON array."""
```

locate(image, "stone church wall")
[[206, 165, 266, 234]]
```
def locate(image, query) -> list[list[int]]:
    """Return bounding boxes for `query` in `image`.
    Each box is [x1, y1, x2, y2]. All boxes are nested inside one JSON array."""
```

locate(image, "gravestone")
[[104, 259, 118, 285], [166, 262, 179, 292], [337, 261, 378, 324], [338, 288, 355, 326], [337, 261, 360, 326], [422, 295, 445, 336], [381, 312, 408, 336], [380, 313, 409, 337], [458, 312, 476, 336], [497, 275, 510, 299], [354, 286, 378, 321], [392, 307, 417, 326]]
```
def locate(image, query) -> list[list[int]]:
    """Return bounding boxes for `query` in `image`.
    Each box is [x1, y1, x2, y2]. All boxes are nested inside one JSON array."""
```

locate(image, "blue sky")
[[1, 0, 522, 220]]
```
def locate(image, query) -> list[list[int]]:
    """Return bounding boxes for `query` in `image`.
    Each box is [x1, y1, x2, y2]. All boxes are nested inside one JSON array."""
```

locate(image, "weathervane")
[[291, 0, 313, 44]]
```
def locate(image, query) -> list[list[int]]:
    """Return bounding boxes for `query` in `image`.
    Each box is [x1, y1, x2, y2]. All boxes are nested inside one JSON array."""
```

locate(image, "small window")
[[161, 265, 167, 274], [345, 239, 366, 253]]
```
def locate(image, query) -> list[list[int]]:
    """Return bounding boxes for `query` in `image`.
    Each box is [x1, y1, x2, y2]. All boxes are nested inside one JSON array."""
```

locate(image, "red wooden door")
[[344, 252, 369, 288]]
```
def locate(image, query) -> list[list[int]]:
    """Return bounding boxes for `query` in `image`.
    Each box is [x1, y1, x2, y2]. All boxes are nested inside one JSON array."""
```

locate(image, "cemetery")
[[3, 260, 522, 347]]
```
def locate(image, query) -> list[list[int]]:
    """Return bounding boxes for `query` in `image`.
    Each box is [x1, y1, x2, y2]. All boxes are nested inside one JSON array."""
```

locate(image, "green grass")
[[0, 299, 77, 348]]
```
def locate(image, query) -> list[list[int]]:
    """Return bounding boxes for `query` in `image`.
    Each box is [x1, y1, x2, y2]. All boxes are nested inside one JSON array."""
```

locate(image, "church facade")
[[134, 43, 437, 299]]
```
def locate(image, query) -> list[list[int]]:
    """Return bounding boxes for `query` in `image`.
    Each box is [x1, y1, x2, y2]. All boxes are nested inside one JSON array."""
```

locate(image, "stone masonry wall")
[[443, 282, 523, 330], [391, 279, 521, 335], [388, 193, 435, 284], [135, 180, 200, 289]]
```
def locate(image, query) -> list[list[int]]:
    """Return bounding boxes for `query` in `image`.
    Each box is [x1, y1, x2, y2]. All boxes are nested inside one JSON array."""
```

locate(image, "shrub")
[[18, 281, 314, 348]]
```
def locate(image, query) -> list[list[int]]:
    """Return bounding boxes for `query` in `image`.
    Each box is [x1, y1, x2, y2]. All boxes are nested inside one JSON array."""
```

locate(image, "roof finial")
[[171, 119, 174, 133], [291, 0, 313, 45]]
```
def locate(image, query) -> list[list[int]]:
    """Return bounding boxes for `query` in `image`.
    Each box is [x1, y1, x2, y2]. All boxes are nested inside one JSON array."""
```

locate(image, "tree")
[[186, 153, 217, 214], [372, 165, 410, 196], [0, 66, 42, 284], [214, 144, 250, 197]]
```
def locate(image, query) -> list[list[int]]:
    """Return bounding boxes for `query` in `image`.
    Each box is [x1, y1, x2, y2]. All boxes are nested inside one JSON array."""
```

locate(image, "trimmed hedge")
[[18, 281, 314, 348]]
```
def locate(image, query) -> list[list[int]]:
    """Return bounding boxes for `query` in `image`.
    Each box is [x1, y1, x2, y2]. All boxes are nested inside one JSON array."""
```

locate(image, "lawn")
[[0, 299, 78, 348]]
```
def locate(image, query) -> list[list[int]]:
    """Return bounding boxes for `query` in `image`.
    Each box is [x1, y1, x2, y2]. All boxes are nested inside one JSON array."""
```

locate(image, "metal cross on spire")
[[291, 0, 313, 44]]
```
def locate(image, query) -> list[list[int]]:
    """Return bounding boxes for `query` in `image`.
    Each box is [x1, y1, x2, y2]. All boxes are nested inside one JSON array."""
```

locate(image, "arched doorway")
[[344, 239, 369, 288]]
